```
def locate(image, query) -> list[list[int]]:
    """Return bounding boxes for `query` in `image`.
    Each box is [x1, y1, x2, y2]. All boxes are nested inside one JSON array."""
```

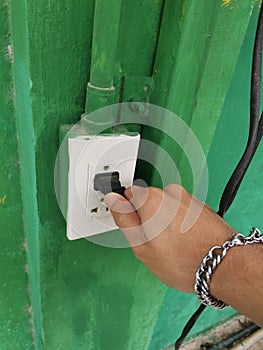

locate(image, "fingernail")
[[104, 193, 117, 208]]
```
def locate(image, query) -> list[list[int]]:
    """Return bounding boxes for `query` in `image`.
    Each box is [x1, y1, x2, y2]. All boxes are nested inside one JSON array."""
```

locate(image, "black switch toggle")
[[94, 172, 126, 197]]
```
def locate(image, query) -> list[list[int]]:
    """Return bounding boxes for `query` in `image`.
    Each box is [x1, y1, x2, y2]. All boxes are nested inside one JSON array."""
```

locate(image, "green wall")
[[0, 2, 33, 349], [0, 0, 261, 349]]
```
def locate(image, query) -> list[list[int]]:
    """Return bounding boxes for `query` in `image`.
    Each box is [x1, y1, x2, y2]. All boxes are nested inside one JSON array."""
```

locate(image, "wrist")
[[210, 243, 261, 305], [194, 228, 263, 311], [190, 223, 234, 289], [179, 221, 234, 293]]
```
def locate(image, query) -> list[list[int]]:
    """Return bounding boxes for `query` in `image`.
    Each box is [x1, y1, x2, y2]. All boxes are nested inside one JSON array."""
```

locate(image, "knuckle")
[[164, 183, 188, 198], [165, 183, 182, 191], [117, 214, 127, 228], [132, 246, 144, 260], [147, 186, 163, 198], [132, 242, 150, 260]]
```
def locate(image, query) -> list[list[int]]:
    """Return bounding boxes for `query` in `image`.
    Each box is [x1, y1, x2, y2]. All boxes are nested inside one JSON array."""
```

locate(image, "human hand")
[[104, 185, 234, 293]]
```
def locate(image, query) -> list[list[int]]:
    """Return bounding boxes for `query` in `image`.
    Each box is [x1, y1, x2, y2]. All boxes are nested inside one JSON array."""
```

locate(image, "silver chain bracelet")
[[194, 227, 263, 309]]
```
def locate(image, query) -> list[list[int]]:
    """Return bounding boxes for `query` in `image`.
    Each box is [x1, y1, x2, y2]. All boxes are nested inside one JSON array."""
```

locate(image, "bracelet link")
[[231, 233, 246, 246]]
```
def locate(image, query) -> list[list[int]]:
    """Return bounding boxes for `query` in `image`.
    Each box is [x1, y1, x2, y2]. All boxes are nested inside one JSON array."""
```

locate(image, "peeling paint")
[[178, 0, 188, 31], [222, 0, 231, 6], [0, 194, 7, 204], [21, 240, 28, 253], [7, 44, 13, 62]]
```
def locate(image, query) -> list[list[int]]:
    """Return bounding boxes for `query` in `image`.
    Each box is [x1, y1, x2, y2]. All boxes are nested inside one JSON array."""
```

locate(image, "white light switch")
[[66, 133, 140, 240]]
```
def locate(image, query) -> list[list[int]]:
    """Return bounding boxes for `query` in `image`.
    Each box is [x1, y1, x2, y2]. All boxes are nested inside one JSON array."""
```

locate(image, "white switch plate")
[[66, 133, 140, 240]]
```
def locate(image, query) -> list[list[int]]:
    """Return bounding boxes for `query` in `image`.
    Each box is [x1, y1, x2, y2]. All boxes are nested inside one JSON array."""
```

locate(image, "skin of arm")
[[104, 184, 263, 327]]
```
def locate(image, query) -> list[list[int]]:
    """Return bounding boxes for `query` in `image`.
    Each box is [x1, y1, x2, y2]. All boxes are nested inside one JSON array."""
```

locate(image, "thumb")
[[104, 193, 145, 247], [104, 192, 140, 229]]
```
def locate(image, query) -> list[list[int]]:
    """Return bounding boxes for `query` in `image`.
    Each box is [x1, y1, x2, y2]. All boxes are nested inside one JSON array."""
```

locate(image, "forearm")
[[210, 243, 263, 327]]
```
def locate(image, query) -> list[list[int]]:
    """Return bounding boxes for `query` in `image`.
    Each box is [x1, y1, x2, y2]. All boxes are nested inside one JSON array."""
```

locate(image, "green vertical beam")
[[88, 0, 121, 88], [26, 0, 95, 346], [178, 0, 258, 189], [148, 0, 256, 190], [10, 0, 44, 347], [0, 2, 32, 348], [85, 0, 122, 113]]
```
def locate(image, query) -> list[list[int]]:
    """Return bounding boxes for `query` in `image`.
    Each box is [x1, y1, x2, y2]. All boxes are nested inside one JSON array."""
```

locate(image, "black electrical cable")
[[174, 4, 263, 349], [256, 111, 263, 146], [174, 304, 206, 349], [218, 3, 263, 217]]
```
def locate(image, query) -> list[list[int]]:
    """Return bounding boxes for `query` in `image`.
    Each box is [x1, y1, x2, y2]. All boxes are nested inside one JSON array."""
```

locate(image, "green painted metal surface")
[[24, 1, 167, 349], [85, 0, 121, 112], [0, 0, 261, 349], [149, 0, 257, 190], [207, 6, 263, 233], [150, 5, 262, 349], [10, 0, 46, 346], [89, 0, 121, 89], [0, 2, 33, 348]]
